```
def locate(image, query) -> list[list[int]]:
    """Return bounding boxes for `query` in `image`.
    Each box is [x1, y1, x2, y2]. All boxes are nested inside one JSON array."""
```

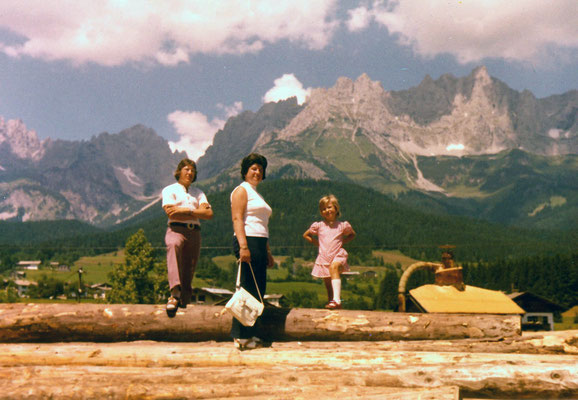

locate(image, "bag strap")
[[236, 260, 264, 305]]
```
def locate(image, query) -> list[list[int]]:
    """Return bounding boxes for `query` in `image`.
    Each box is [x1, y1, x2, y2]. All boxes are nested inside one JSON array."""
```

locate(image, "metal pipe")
[[397, 262, 442, 312]]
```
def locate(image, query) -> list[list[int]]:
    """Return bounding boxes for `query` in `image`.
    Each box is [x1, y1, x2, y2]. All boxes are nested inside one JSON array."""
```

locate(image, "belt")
[[169, 222, 201, 230]]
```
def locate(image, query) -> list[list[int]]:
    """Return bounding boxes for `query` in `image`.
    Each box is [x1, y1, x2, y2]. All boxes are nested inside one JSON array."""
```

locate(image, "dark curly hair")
[[241, 153, 267, 180]]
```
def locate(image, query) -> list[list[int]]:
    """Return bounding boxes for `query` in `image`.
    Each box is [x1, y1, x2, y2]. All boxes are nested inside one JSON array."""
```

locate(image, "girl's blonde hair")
[[319, 194, 341, 217]]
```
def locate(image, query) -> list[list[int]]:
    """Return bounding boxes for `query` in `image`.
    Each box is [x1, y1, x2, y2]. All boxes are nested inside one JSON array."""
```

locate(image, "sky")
[[0, 0, 577, 161]]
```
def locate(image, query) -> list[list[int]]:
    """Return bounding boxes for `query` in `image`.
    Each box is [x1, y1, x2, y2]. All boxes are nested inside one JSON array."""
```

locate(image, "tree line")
[[5, 227, 574, 313]]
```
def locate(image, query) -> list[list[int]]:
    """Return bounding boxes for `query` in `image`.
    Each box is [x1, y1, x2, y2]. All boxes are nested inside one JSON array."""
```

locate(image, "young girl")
[[303, 195, 356, 310]]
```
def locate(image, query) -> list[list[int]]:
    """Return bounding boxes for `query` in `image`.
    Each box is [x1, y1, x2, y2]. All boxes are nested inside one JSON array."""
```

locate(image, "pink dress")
[[309, 220, 354, 278]]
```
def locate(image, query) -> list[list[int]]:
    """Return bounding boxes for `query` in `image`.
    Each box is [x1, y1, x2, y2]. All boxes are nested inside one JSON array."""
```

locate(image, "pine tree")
[[108, 229, 156, 304], [374, 269, 399, 310]]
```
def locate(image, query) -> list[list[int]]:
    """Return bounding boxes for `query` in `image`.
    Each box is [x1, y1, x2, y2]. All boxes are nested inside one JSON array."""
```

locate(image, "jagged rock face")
[[278, 74, 394, 141], [273, 66, 576, 158], [233, 67, 575, 192], [405, 67, 517, 156], [0, 124, 184, 226], [196, 98, 303, 182], [0, 118, 46, 161]]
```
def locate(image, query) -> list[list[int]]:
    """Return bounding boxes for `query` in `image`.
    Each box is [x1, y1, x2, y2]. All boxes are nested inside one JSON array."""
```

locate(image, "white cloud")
[[217, 101, 244, 119], [167, 102, 242, 160], [367, 0, 578, 65], [263, 74, 312, 105], [346, 6, 372, 32], [0, 0, 339, 66]]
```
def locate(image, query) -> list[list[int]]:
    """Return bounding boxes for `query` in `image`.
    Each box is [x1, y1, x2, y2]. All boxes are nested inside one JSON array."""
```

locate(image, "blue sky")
[[1, 0, 577, 160]]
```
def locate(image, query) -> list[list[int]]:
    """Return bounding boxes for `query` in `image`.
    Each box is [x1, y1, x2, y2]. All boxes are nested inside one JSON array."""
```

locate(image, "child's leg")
[[323, 277, 333, 302], [329, 261, 342, 304]]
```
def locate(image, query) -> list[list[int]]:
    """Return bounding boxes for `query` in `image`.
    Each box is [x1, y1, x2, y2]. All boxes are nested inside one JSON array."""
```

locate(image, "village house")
[[191, 287, 234, 305], [406, 284, 525, 316], [188, 287, 285, 307], [50, 262, 70, 272], [362, 270, 377, 279], [14, 279, 37, 297], [11, 270, 26, 280], [17, 261, 41, 270], [507, 292, 565, 331], [90, 283, 112, 300], [264, 294, 284, 307]]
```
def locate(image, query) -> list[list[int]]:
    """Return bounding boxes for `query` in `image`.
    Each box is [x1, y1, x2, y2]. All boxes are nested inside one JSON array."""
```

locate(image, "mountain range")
[[198, 66, 577, 229], [0, 121, 184, 226], [1, 66, 576, 230]]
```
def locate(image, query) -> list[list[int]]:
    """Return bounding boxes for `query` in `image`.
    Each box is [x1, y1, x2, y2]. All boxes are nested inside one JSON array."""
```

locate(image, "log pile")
[[1, 304, 576, 399], [0, 303, 521, 342]]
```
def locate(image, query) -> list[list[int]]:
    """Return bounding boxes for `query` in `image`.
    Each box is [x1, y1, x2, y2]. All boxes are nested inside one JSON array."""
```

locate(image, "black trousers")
[[231, 236, 268, 339]]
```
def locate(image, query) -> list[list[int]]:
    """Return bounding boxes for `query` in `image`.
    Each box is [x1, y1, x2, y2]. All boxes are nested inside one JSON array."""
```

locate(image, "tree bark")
[[0, 338, 576, 399], [0, 303, 576, 399], [0, 303, 521, 342]]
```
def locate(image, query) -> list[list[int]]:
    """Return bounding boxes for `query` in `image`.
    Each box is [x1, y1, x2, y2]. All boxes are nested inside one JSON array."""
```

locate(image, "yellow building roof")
[[409, 284, 525, 314]]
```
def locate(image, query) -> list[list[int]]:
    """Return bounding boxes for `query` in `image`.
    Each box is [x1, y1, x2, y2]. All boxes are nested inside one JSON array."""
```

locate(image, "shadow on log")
[[0, 303, 521, 343]]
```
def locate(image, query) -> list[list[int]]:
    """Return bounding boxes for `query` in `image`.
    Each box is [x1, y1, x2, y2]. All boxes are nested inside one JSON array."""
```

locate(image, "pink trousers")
[[165, 226, 201, 306]]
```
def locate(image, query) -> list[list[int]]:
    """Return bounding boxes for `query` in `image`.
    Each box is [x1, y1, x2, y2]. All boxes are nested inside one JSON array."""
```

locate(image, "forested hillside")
[[0, 220, 101, 244], [463, 253, 578, 309], [2, 180, 575, 267]]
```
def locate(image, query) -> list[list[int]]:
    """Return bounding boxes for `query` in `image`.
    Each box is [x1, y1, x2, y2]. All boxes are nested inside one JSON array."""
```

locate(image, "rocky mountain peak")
[[332, 74, 386, 99], [0, 117, 46, 160], [277, 74, 391, 141], [0, 122, 184, 226], [334, 76, 354, 92], [473, 65, 490, 82]]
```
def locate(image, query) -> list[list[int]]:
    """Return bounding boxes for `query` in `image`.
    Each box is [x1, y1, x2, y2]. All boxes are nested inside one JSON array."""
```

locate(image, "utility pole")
[[77, 267, 84, 303]]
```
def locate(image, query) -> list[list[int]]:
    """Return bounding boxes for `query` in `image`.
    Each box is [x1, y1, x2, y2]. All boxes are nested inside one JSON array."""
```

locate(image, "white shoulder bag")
[[224, 261, 264, 327]]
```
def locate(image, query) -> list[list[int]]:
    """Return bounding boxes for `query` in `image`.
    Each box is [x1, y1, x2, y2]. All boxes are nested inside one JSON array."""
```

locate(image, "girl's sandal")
[[325, 300, 342, 310]]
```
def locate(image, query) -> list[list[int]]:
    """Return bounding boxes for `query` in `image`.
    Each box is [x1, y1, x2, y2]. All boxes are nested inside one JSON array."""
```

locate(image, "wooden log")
[[0, 340, 576, 398], [0, 364, 461, 399], [0, 303, 521, 342]]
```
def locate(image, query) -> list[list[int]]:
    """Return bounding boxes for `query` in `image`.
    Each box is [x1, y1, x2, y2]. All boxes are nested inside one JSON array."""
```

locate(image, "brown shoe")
[[166, 296, 178, 311], [166, 296, 179, 317]]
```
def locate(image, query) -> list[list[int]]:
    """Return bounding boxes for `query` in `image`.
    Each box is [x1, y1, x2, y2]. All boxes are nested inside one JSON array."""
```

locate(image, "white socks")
[[331, 279, 342, 303]]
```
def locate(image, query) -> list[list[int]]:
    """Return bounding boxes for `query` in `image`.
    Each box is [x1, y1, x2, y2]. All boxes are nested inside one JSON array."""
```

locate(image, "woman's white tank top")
[[231, 181, 272, 238]]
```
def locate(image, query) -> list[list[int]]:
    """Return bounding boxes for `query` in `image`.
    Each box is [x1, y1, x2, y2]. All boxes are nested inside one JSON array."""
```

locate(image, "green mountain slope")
[[409, 150, 578, 229], [6, 180, 573, 264], [0, 220, 102, 245]]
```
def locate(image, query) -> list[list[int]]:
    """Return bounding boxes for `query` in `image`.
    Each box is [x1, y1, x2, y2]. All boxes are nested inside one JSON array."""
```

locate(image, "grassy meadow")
[[25, 251, 125, 286], [12, 250, 578, 330], [18, 249, 413, 307], [208, 252, 403, 306]]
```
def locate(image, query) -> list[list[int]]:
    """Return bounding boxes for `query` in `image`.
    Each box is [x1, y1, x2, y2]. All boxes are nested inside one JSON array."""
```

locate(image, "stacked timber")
[[0, 303, 520, 342], [0, 304, 576, 399]]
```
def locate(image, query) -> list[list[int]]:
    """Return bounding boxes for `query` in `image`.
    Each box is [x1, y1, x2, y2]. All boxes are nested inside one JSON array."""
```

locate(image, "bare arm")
[[303, 229, 319, 246], [231, 187, 251, 263], [164, 203, 213, 221], [342, 228, 356, 245]]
